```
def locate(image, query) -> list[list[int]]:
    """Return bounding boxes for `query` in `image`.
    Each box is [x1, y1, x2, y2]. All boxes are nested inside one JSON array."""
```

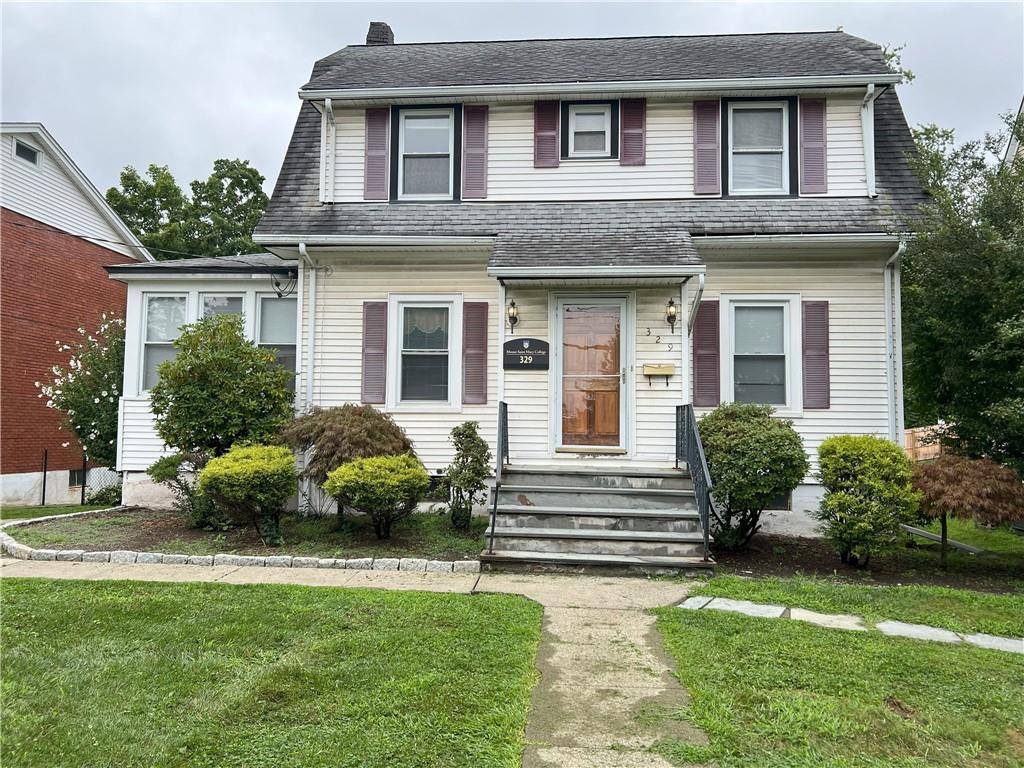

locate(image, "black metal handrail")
[[488, 401, 509, 554], [677, 404, 714, 562]]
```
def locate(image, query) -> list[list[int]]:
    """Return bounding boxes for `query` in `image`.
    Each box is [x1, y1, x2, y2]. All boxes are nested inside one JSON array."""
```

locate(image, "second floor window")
[[728, 102, 789, 195], [568, 104, 611, 158], [398, 109, 454, 199]]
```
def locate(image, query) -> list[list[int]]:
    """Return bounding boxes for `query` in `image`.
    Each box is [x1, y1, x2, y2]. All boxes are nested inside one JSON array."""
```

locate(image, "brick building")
[[1, 123, 151, 506]]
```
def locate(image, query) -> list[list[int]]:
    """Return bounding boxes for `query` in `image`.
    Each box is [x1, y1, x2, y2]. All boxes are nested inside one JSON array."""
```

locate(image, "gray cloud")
[[3, 1, 1021, 195]]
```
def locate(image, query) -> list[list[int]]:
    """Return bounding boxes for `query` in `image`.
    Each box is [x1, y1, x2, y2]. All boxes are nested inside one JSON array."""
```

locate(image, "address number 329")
[[519, 355, 534, 364]]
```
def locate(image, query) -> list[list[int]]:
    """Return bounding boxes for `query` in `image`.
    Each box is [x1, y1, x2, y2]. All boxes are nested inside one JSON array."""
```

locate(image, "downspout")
[[298, 243, 316, 410], [687, 272, 705, 333], [324, 99, 336, 203], [861, 84, 886, 198], [884, 240, 906, 443]]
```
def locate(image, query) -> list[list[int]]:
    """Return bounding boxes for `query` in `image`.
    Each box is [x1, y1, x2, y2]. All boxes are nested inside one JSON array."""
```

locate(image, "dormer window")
[[398, 109, 454, 199], [14, 139, 40, 166], [568, 104, 611, 158], [728, 102, 789, 195]]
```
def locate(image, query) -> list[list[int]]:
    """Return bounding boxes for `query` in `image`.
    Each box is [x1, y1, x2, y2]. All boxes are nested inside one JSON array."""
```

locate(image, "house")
[[111, 25, 926, 568], [1, 123, 152, 506], [1003, 95, 1023, 166]]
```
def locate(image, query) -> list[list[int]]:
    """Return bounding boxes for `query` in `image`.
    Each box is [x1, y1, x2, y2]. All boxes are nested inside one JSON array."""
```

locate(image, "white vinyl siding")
[[0, 133, 135, 257], [824, 94, 869, 196]]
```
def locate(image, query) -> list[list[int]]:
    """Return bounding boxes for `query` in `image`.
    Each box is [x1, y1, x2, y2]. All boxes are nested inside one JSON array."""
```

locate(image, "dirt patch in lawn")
[[11, 507, 487, 561], [713, 533, 1024, 593]]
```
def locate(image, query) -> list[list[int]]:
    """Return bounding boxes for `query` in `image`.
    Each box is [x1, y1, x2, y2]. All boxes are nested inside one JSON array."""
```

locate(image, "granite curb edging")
[[0, 507, 480, 575], [679, 595, 1024, 655]]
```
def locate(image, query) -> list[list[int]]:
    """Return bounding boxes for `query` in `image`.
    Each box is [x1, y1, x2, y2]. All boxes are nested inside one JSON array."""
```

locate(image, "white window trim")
[[727, 101, 789, 195], [397, 108, 455, 201], [386, 293, 463, 412], [567, 103, 612, 159], [13, 138, 41, 167], [140, 292, 189, 393], [720, 293, 803, 417]]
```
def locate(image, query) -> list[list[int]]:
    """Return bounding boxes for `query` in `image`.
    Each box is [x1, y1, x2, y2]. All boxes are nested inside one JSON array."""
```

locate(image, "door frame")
[[549, 292, 634, 454]]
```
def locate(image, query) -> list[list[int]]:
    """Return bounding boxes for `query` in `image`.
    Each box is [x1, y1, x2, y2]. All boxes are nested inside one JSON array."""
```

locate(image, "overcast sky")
[[3, 1, 1021, 195]]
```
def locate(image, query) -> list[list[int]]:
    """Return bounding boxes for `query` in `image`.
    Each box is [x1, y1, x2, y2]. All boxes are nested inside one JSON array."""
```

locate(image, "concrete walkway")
[[1, 558, 709, 768]]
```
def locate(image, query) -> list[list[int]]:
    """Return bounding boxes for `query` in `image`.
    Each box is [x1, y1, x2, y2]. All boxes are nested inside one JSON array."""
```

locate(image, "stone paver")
[[790, 607, 867, 632], [876, 620, 962, 644], [962, 632, 1024, 654], [704, 596, 788, 619], [679, 595, 714, 611]]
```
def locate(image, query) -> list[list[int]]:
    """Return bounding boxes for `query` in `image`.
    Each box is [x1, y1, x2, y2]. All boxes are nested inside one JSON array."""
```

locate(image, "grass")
[[1, 578, 543, 768], [12, 507, 487, 560], [654, 578, 1024, 767], [698, 574, 1024, 637], [919, 518, 1024, 557], [0, 503, 105, 521]]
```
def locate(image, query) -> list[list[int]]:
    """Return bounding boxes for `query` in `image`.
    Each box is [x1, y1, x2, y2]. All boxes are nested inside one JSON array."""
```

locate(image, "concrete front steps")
[[481, 466, 714, 575]]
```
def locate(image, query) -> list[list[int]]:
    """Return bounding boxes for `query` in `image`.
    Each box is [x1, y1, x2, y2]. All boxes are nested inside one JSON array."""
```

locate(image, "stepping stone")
[[962, 633, 1024, 654], [704, 597, 788, 619], [876, 620, 961, 644], [679, 595, 714, 610], [790, 608, 867, 631]]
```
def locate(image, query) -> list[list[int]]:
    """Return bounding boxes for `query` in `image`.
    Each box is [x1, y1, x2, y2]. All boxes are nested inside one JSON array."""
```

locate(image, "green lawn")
[[655, 578, 1024, 767], [12, 507, 487, 560], [1, 578, 542, 768], [700, 574, 1024, 637], [919, 518, 1024, 557], [0, 504, 105, 521]]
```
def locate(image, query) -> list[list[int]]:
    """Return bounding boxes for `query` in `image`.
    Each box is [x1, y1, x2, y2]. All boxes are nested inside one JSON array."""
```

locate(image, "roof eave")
[[299, 73, 901, 101]]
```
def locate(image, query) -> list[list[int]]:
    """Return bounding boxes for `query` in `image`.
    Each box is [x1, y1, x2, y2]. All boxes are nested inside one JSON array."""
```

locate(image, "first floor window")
[[399, 110, 454, 198], [142, 295, 186, 390], [732, 303, 788, 405], [729, 102, 788, 194], [400, 305, 450, 401], [258, 296, 297, 392], [68, 468, 86, 487], [568, 104, 611, 157], [202, 294, 243, 317]]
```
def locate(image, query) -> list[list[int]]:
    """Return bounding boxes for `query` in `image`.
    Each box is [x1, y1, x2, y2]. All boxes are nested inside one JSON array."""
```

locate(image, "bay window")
[[398, 109, 454, 199], [728, 102, 789, 194], [142, 294, 186, 390]]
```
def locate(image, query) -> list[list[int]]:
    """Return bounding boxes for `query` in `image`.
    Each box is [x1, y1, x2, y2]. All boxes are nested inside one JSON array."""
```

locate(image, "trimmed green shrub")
[[323, 454, 430, 539], [85, 483, 122, 507], [280, 404, 414, 486], [147, 452, 223, 530], [197, 444, 297, 546], [444, 421, 492, 531], [150, 314, 293, 457], [699, 403, 809, 551], [816, 435, 920, 567]]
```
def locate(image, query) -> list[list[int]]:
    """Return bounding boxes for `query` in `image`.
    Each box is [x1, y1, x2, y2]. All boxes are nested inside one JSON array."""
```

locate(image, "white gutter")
[[489, 264, 705, 278], [298, 243, 317, 411], [694, 232, 900, 247], [883, 240, 907, 443], [687, 272, 706, 334], [256, 234, 496, 248], [300, 73, 901, 101], [861, 84, 885, 198]]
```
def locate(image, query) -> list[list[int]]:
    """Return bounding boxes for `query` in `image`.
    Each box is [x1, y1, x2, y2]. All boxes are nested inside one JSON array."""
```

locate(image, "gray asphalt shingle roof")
[[304, 31, 893, 91]]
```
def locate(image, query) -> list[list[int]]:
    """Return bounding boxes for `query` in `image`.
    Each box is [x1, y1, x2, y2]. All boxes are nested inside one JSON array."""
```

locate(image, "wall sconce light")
[[506, 299, 519, 334], [665, 298, 678, 332]]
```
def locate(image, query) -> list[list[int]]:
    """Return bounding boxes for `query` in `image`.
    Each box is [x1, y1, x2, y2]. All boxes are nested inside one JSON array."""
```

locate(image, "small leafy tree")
[[280, 404, 413, 486], [198, 444, 297, 546], [323, 454, 429, 539], [150, 314, 293, 457], [913, 455, 1024, 566], [35, 314, 124, 468], [816, 435, 920, 567], [699, 403, 808, 551], [444, 421, 492, 531]]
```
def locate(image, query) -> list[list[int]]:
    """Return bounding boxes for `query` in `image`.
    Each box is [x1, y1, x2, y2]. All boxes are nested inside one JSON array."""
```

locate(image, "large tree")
[[902, 113, 1024, 473], [106, 159, 268, 259]]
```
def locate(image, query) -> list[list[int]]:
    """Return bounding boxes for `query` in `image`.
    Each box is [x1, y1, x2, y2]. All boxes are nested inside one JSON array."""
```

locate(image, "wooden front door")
[[559, 300, 625, 448]]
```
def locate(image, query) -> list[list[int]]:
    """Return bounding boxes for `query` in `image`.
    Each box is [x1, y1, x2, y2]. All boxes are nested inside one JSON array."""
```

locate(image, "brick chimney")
[[366, 22, 394, 45]]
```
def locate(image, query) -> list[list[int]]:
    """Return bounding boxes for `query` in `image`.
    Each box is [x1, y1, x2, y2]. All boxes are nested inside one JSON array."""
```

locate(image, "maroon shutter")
[[363, 108, 390, 200], [802, 301, 830, 409], [361, 302, 387, 404], [462, 105, 488, 199], [462, 302, 488, 404], [692, 300, 720, 406], [800, 98, 828, 194], [534, 100, 560, 168], [619, 98, 646, 166], [693, 100, 721, 195]]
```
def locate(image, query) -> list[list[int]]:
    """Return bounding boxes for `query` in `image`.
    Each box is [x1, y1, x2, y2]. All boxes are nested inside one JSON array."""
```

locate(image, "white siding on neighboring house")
[[689, 253, 892, 477], [0, 132, 135, 258]]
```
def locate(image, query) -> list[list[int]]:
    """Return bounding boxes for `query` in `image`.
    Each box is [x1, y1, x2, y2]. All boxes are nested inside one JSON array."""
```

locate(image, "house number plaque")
[[503, 338, 549, 370]]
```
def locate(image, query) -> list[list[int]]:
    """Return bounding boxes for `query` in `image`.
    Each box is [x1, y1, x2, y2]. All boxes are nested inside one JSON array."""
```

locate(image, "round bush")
[[815, 434, 920, 566], [323, 454, 430, 539], [198, 444, 297, 546], [280, 404, 414, 486], [699, 403, 808, 551]]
